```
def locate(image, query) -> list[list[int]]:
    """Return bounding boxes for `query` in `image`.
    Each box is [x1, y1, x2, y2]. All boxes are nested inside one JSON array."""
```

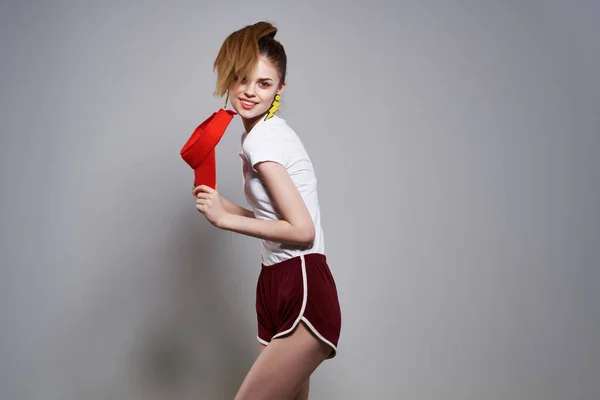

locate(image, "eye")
[[259, 81, 272, 88]]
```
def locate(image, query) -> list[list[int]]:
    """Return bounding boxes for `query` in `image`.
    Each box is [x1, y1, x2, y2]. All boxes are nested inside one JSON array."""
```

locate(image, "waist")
[[261, 252, 327, 272]]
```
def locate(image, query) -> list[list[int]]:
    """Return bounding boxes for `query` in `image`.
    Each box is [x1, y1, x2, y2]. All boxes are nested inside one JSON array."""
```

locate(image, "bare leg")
[[258, 343, 310, 400], [292, 378, 310, 400], [235, 322, 329, 399]]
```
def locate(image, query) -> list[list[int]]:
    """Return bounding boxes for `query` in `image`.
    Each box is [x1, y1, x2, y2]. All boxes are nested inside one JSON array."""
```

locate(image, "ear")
[[277, 82, 287, 96]]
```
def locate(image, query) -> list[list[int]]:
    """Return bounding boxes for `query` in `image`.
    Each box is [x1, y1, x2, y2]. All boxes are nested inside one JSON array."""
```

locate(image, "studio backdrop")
[[1, 1, 599, 399]]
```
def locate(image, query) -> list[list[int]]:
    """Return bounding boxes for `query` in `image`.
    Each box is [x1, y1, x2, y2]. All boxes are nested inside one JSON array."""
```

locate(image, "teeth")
[[242, 100, 254, 106]]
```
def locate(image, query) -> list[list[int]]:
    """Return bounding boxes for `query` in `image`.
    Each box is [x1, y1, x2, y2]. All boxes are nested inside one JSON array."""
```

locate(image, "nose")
[[243, 82, 256, 97]]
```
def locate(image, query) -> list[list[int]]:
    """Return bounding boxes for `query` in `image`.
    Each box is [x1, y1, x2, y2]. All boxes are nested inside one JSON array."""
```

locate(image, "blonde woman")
[[194, 21, 342, 399]]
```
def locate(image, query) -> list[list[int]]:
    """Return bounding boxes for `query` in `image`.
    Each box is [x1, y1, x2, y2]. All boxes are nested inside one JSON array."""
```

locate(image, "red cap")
[[180, 108, 237, 189]]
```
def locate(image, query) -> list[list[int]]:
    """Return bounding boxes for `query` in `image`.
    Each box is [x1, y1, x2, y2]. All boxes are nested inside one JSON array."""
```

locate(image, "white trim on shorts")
[[257, 254, 337, 354], [257, 336, 270, 346]]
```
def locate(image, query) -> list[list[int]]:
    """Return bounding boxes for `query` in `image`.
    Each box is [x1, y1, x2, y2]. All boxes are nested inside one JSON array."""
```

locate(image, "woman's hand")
[[194, 185, 229, 228]]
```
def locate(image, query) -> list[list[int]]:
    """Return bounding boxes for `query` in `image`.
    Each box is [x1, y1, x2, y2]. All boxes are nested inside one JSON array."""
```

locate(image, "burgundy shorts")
[[256, 253, 342, 359]]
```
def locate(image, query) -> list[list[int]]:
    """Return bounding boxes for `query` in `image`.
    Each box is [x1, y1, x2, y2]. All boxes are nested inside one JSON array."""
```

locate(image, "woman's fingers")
[[196, 198, 208, 212], [196, 192, 212, 200], [194, 185, 215, 195], [194, 185, 217, 216]]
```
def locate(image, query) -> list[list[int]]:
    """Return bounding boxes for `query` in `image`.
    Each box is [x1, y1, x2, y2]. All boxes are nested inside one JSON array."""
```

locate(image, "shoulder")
[[242, 116, 298, 150], [250, 115, 295, 137], [242, 115, 302, 170]]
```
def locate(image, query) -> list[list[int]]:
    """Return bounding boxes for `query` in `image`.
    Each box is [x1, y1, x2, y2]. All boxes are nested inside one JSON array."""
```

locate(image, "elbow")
[[296, 224, 315, 247]]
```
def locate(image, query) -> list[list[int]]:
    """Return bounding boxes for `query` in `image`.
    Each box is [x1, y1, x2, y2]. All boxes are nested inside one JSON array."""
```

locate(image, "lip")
[[239, 98, 258, 110]]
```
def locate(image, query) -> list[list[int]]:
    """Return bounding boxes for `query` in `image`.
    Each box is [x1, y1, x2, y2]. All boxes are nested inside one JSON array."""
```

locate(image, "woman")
[[193, 21, 342, 399]]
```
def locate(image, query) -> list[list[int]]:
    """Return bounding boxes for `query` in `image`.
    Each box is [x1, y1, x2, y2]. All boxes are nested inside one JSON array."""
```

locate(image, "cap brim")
[[180, 109, 236, 188]]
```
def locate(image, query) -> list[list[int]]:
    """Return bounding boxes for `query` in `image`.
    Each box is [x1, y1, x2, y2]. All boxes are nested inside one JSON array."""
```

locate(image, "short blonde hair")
[[213, 21, 287, 97]]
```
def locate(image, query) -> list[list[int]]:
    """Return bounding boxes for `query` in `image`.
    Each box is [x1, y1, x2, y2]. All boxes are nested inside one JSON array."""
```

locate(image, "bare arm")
[[218, 161, 315, 246], [221, 197, 255, 219], [219, 214, 312, 246], [193, 185, 254, 218]]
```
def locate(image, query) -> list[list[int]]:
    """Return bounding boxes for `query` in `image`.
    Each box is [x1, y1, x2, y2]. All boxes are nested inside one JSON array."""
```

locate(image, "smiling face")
[[229, 55, 286, 132]]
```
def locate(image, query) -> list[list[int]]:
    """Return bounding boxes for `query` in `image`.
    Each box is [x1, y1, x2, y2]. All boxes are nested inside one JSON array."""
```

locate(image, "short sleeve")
[[243, 128, 292, 172]]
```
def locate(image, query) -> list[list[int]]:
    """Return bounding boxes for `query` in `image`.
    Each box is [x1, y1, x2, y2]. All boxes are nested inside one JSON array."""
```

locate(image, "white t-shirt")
[[239, 114, 325, 266]]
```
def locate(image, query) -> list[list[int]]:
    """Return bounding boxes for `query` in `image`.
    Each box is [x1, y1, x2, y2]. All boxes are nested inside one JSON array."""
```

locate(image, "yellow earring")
[[264, 93, 281, 121], [224, 90, 230, 109]]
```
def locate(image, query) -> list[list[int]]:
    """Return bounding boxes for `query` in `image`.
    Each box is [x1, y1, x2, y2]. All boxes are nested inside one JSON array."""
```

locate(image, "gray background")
[[1, 0, 599, 399]]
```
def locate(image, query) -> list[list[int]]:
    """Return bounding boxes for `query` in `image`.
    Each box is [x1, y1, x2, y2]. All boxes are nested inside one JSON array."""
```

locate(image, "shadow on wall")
[[130, 209, 255, 399]]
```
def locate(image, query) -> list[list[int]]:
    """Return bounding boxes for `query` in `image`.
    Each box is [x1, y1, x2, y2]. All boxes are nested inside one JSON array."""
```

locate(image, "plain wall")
[[1, 0, 599, 399]]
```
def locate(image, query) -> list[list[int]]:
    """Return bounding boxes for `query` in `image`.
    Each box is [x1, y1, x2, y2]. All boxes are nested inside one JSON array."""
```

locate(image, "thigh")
[[236, 322, 328, 400], [292, 378, 310, 400], [257, 342, 310, 400]]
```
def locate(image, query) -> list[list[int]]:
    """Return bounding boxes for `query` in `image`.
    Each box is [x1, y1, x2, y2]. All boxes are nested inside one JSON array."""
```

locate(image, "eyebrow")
[[257, 77, 274, 81]]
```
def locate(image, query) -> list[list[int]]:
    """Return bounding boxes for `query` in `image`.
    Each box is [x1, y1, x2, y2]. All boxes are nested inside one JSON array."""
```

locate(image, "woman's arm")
[[194, 186, 255, 218], [221, 197, 255, 219], [219, 161, 315, 246], [195, 162, 315, 246], [219, 214, 313, 246]]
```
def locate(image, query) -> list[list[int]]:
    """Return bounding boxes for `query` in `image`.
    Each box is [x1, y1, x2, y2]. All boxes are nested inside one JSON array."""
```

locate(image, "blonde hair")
[[213, 21, 287, 97]]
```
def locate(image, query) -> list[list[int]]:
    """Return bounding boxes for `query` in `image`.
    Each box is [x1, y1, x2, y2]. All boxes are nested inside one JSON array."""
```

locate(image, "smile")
[[240, 99, 258, 110]]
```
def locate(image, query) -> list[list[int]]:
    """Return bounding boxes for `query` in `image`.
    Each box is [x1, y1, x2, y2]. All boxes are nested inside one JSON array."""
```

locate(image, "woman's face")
[[229, 56, 285, 124]]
